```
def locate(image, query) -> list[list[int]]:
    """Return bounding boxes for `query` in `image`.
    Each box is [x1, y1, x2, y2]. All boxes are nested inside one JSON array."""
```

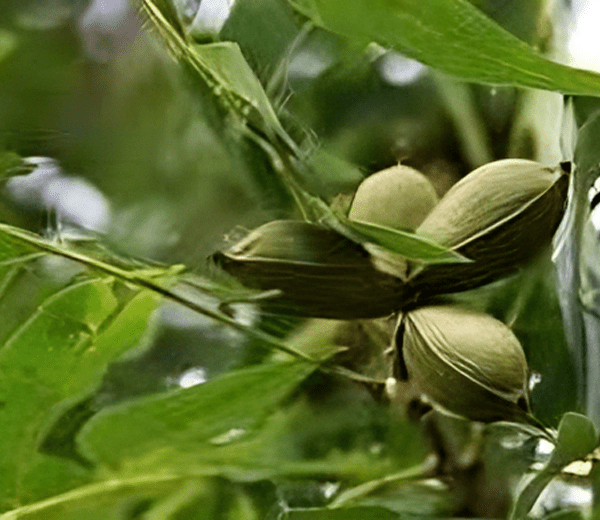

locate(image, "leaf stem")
[[0, 474, 187, 519], [328, 456, 438, 508]]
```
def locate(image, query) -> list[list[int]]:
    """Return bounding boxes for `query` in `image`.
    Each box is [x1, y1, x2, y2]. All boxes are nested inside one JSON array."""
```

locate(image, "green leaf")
[[190, 42, 289, 143], [0, 272, 162, 509], [551, 412, 597, 467], [78, 361, 318, 468], [145, 0, 185, 36], [342, 217, 471, 265], [2, 477, 407, 520], [220, 0, 299, 77], [137, 480, 211, 520], [298, 191, 468, 266], [286, 0, 323, 24], [78, 386, 425, 483], [290, 0, 600, 96]]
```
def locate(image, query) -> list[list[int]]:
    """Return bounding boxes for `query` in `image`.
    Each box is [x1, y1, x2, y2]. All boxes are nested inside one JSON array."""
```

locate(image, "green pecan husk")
[[398, 305, 530, 423], [409, 159, 569, 295], [213, 220, 413, 318], [214, 160, 569, 319]]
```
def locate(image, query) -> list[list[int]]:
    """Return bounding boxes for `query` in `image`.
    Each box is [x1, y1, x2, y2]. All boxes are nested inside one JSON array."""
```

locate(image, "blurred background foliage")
[[0, 0, 598, 518], [0, 0, 568, 258], [0, 0, 553, 263]]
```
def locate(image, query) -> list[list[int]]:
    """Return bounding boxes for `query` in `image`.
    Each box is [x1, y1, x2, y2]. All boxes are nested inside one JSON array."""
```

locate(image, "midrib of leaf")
[[0, 474, 187, 520], [327, 459, 437, 508], [0, 254, 45, 266]]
